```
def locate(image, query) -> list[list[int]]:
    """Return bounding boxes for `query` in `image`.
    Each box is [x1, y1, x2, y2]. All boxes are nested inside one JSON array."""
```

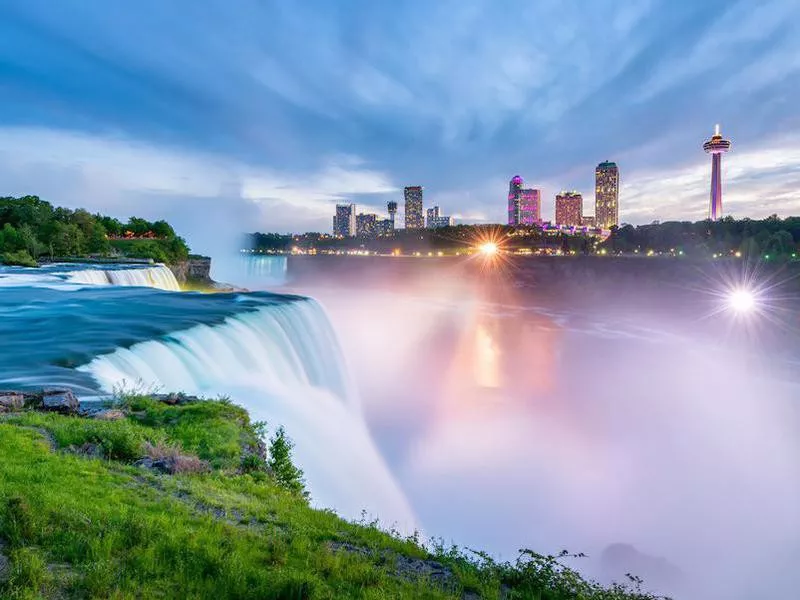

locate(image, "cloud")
[[620, 134, 800, 222], [0, 126, 398, 243], [0, 0, 798, 233]]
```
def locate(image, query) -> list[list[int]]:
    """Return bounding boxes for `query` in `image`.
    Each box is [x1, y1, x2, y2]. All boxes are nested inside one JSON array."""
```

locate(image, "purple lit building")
[[703, 124, 732, 221], [520, 188, 541, 225], [508, 176, 541, 226]]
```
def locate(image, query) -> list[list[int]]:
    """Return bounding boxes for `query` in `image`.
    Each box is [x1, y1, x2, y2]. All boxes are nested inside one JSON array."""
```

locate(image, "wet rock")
[[40, 389, 79, 414], [92, 409, 126, 421], [0, 392, 24, 412]]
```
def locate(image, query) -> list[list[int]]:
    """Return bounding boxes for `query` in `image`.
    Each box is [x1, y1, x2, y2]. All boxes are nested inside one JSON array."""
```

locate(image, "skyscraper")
[[595, 161, 619, 229], [507, 175, 524, 225], [387, 201, 398, 230], [555, 192, 583, 227], [333, 204, 356, 237], [356, 213, 377, 237], [703, 124, 732, 221], [404, 186, 424, 229], [520, 188, 541, 225], [426, 206, 454, 228], [508, 176, 541, 226]]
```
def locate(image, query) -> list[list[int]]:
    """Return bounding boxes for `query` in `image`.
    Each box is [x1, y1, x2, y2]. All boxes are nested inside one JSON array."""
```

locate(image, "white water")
[[67, 265, 181, 291], [80, 298, 416, 530]]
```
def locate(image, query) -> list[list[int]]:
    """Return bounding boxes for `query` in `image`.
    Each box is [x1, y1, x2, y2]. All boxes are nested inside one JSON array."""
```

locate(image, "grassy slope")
[[0, 398, 664, 600]]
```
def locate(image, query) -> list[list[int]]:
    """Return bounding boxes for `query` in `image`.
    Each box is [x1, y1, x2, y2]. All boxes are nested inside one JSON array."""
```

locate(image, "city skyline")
[[0, 1, 797, 252]]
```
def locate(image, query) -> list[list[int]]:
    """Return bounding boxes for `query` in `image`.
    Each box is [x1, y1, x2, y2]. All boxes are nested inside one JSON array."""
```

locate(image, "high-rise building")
[[375, 219, 393, 236], [703, 124, 732, 221], [595, 161, 619, 229], [581, 215, 596, 228], [426, 205, 454, 228], [356, 213, 378, 237], [520, 188, 541, 225], [555, 192, 583, 227], [404, 186, 424, 229], [507, 175, 524, 225], [426, 206, 440, 225], [387, 201, 398, 230], [333, 203, 356, 237], [508, 176, 541, 226]]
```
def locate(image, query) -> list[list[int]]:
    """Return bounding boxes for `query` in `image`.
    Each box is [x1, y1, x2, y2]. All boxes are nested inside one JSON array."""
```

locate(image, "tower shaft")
[[710, 153, 723, 220]]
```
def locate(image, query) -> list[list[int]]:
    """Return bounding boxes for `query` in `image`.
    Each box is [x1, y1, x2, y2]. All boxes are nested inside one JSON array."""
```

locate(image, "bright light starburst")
[[479, 242, 499, 256], [727, 289, 756, 314]]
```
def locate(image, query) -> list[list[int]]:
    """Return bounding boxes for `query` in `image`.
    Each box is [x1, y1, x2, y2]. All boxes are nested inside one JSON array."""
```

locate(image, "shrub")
[[267, 427, 308, 499], [1, 250, 37, 268]]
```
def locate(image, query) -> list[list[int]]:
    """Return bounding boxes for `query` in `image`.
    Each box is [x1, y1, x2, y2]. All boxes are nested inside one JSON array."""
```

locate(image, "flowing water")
[[2, 257, 799, 599]]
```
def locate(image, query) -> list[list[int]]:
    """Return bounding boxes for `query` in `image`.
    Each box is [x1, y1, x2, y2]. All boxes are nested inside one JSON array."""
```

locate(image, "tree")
[[87, 222, 111, 255], [267, 426, 308, 499], [50, 222, 86, 257]]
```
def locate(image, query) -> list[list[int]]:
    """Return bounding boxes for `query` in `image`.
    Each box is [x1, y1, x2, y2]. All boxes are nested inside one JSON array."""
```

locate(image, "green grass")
[[0, 398, 668, 599], [118, 395, 258, 470]]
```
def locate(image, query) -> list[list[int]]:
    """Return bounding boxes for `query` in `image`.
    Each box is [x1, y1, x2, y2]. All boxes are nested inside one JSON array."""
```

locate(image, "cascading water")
[[67, 265, 181, 291], [80, 297, 415, 529]]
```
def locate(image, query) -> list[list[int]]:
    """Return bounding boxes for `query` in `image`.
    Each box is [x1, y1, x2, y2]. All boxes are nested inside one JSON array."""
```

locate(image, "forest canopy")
[[0, 195, 189, 267]]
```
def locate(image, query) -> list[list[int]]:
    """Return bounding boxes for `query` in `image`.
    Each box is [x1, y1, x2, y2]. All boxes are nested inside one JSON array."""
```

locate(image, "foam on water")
[[66, 265, 181, 291], [80, 298, 415, 529]]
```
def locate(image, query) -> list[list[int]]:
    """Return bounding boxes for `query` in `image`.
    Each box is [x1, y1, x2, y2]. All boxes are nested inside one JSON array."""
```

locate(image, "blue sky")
[[0, 0, 798, 250]]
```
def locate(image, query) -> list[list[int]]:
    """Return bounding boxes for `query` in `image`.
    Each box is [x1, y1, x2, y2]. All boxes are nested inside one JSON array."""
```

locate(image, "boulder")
[[0, 392, 24, 412], [40, 389, 79, 414], [153, 392, 199, 405], [92, 409, 126, 421]]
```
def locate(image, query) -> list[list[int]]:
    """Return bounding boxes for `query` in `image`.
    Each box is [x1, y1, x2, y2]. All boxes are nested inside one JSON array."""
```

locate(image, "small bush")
[[1, 250, 37, 268], [267, 427, 308, 499]]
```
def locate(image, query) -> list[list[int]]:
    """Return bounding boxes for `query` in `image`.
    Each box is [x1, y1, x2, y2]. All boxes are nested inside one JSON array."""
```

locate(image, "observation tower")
[[703, 124, 732, 221]]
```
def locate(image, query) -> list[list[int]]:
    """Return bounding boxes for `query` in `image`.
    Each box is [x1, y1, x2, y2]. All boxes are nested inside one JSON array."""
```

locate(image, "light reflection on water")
[[245, 256, 800, 600]]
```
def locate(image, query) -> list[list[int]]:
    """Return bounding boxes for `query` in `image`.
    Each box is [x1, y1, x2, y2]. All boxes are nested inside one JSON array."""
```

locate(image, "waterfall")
[[79, 297, 415, 529], [67, 265, 181, 291]]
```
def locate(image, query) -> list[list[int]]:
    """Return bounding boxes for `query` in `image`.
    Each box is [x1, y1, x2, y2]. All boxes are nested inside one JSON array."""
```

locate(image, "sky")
[[0, 0, 799, 252]]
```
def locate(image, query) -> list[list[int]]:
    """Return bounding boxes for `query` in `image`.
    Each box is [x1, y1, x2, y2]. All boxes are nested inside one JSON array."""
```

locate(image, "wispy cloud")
[[0, 0, 797, 231]]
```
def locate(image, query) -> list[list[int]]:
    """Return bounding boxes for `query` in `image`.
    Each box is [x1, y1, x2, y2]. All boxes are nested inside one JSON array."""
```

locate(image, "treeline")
[[251, 216, 800, 259], [605, 215, 800, 257], [0, 195, 189, 267]]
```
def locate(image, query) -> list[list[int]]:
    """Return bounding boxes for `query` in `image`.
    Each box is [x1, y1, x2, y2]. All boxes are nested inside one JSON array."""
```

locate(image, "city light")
[[480, 242, 498, 256]]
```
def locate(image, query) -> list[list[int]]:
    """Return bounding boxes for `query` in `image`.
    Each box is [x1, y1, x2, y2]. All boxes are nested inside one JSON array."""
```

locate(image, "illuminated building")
[[375, 219, 393, 236], [387, 201, 398, 231], [703, 124, 732, 221], [333, 204, 356, 237], [426, 205, 454, 228], [520, 188, 541, 225], [555, 192, 582, 227], [508, 176, 541, 225], [595, 161, 619, 229], [356, 213, 377, 237], [581, 215, 596, 228], [404, 186, 424, 229], [507, 175, 524, 225]]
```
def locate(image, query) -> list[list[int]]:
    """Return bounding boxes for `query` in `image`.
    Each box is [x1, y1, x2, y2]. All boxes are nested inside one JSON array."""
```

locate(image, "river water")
[[1, 257, 798, 599]]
